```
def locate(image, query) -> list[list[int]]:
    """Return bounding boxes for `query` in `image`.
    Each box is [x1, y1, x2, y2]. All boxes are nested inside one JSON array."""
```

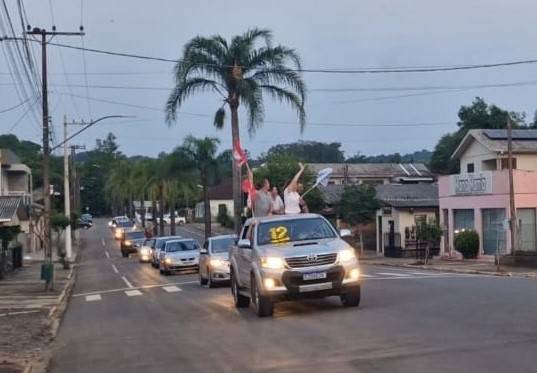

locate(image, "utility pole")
[[26, 27, 84, 290], [70, 145, 86, 214], [63, 115, 72, 261], [507, 116, 517, 256]]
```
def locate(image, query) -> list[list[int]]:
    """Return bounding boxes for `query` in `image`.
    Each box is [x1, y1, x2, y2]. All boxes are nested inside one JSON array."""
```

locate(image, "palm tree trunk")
[[202, 174, 211, 240], [151, 198, 158, 236], [158, 182, 165, 236], [128, 194, 133, 219], [140, 198, 146, 228], [230, 105, 242, 234], [170, 201, 176, 236]]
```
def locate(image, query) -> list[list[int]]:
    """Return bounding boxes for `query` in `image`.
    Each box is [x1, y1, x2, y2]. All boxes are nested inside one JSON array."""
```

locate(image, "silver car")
[[159, 239, 200, 275], [139, 238, 155, 263], [199, 234, 237, 287], [229, 213, 361, 317], [150, 236, 182, 268]]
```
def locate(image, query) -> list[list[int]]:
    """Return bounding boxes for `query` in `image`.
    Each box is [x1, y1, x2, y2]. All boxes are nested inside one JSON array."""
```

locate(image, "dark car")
[[77, 218, 93, 229], [121, 230, 146, 257], [81, 213, 93, 223]]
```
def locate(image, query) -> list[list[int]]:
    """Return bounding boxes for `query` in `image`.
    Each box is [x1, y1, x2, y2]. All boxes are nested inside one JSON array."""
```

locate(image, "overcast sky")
[[2, 0, 537, 159]]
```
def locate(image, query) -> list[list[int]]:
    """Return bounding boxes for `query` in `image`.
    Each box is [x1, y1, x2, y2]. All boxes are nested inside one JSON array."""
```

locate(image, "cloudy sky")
[[1, 0, 537, 158]]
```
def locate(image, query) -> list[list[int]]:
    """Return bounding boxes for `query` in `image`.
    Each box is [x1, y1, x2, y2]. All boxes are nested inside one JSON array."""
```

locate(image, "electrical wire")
[[0, 97, 31, 113], [7, 97, 38, 132]]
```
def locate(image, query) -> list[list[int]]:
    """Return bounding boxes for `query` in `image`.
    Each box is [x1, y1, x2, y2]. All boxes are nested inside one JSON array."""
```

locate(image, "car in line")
[[120, 230, 146, 257], [199, 234, 237, 288], [159, 239, 200, 275], [113, 220, 136, 240], [229, 213, 361, 317], [138, 238, 155, 263], [150, 235, 182, 268], [108, 216, 129, 228]]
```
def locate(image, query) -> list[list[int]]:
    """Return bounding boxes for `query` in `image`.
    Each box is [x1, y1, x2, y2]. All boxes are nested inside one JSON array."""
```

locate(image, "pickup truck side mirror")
[[237, 239, 252, 249], [200, 248, 208, 254], [340, 229, 352, 238]]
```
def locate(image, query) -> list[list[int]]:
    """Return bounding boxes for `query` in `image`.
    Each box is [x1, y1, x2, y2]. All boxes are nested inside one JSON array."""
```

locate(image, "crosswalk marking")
[[376, 272, 412, 277], [85, 294, 102, 302], [125, 290, 142, 297], [162, 285, 182, 293], [105, 251, 110, 259]]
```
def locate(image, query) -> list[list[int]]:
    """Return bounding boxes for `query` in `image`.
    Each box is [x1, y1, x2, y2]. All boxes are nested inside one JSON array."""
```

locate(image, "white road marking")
[[0, 309, 41, 318], [376, 272, 412, 277], [410, 271, 444, 276], [111, 264, 119, 273], [359, 274, 373, 278], [105, 251, 110, 259], [162, 285, 182, 293], [85, 294, 102, 302], [125, 290, 142, 297], [121, 276, 134, 288], [101, 238, 105, 247], [72, 280, 199, 298]]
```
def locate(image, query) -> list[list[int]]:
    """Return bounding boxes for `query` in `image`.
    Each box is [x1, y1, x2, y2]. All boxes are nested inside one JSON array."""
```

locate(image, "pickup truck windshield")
[[257, 218, 336, 246]]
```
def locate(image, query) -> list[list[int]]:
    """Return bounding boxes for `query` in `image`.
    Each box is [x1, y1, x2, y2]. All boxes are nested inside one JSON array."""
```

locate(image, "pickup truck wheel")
[[231, 271, 250, 308], [251, 277, 274, 317], [199, 270, 208, 286], [121, 250, 128, 258], [341, 286, 361, 307]]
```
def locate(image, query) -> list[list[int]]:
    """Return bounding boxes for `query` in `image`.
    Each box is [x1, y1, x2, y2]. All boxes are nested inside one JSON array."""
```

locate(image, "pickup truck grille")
[[285, 253, 337, 268]]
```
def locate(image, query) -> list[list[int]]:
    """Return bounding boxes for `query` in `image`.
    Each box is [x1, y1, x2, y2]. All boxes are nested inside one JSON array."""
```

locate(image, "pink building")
[[439, 129, 537, 256]]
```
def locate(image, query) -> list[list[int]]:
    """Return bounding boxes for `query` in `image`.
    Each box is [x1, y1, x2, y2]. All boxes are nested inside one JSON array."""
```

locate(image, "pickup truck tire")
[[231, 271, 250, 308], [251, 276, 274, 317], [121, 250, 128, 258], [199, 270, 208, 286], [341, 286, 361, 307]]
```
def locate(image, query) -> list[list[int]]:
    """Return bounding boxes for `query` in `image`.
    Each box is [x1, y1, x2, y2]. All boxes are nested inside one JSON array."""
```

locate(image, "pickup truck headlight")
[[338, 249, 356, 262], [210, 258, 226, 268], [164, 257, 172, 264], [261, 257, 285, 269], [124, 240, 132, 246]]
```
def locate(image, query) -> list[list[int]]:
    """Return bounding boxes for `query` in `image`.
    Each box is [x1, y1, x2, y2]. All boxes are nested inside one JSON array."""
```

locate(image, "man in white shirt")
[[284, 162, 306, 214]]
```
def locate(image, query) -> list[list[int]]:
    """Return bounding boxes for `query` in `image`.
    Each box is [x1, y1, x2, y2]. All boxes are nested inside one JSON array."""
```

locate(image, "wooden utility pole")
[[25, 27, 84, 290], [507, 116, 517, 255]]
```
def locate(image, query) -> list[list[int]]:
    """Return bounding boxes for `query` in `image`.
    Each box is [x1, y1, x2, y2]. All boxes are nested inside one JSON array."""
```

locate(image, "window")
[[501, 158, 517, 170], [453, 209, 474, 231], [466, 163, 474, 173]]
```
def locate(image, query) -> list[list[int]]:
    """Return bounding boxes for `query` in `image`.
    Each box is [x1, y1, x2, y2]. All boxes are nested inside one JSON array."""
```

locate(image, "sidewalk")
[[0, 246, 79, 373], [360, 252, 537, 279]]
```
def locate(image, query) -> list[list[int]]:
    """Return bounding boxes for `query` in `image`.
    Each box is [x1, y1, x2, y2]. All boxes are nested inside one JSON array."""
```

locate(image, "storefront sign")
[[453, 172, 492, 195]]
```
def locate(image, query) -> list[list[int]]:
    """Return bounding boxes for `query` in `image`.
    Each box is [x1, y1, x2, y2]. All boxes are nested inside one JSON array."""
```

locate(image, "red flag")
[[233, 138, 247, 168]]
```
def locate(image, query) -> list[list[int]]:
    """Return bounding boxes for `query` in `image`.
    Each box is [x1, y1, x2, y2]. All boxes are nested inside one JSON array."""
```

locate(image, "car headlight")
[[210, 258, 226, 267], [164, 257, 172, 264], [140, 248, 149, 255], [338, 249, 356, 262], [261, 257, 285, 269], [124, 240, 132, 246]]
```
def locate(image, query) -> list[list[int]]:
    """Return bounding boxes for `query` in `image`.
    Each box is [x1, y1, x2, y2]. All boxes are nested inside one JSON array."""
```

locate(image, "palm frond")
[[165, 77, 221, 124], [250, 67, 306, 102], [244, 46, 302, 72], [214, 107, 226, 129], [238, 79, 265, 135], [260, 84, 306, 132]]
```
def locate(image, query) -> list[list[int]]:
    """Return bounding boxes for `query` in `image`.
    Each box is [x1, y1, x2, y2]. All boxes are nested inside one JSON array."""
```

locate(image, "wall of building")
[[195, 199, 234, 220], [513, 154, 537, 171], [459, 140, 496, 173]]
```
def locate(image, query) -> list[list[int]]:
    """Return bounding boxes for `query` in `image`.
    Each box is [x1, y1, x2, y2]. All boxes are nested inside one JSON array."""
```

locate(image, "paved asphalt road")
[[48, 220, 537, 373]]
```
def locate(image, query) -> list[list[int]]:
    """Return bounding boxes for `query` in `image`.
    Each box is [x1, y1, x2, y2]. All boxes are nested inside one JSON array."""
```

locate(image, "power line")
[[0, 97, 31, 113], [7, 97, 38, 132]]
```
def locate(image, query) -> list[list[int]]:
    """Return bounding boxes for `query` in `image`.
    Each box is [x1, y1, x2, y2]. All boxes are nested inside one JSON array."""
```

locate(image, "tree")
[[264, 141, 345, 163], [431, 97, 527, 174], [165, 28, 306, 232], [176, 136, 220, 239], [51, 214, 70, 269], [338, 185, 381, 255]]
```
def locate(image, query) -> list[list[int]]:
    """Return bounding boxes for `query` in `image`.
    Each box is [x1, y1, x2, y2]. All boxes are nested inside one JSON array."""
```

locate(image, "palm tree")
[[166, 28, 306, 232], [176, 136, 220, 239]]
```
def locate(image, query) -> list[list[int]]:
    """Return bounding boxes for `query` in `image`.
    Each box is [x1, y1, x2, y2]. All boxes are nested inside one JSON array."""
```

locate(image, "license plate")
[[303, 272, 327, 281], [299, 282, 332, 292]]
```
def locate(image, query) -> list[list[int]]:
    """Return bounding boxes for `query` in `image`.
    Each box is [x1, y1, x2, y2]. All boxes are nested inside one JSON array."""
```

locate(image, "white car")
[[159, 239, 200, 275], [199, 234, 237, 287], [160, 214, 186, 225]]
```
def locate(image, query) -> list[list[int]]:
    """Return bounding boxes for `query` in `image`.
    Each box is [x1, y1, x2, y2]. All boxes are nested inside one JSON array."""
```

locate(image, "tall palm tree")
[[166, 28, 306, 232], [177, 136, 220, 239]]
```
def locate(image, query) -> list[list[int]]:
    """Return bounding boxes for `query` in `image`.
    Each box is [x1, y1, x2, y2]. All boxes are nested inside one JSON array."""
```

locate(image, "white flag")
[[315, 167, 333, 187]]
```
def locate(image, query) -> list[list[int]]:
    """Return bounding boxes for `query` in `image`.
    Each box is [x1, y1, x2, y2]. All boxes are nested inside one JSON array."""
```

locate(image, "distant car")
[[120, 230, 146, 257], [113, 220, 136, 240], [150, 236, 182, 268], [199, 234, 237, 287], [159, 239, 200, 275], [81, 213, 93, 223], [77, 218, 93, 229], [108, 216, 130, 228], [138, 238, 155, 263], [158, 213, 186, 225]]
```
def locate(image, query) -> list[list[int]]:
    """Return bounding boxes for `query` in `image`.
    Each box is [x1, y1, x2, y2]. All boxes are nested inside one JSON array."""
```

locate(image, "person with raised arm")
[[284, 162, 308, 214]]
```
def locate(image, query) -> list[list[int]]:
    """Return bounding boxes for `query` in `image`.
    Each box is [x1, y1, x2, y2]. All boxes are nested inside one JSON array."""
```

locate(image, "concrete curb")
[[369, 261, 537, 279]]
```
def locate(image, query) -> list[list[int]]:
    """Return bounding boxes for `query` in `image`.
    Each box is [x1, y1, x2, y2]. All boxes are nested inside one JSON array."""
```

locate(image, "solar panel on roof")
[[483, 129, 537, 140]]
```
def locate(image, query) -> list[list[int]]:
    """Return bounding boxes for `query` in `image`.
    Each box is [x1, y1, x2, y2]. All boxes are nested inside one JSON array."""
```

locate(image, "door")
[[238, 224, 253, 287], [517, 208, 536, 252], [482, 209, 506, 255]]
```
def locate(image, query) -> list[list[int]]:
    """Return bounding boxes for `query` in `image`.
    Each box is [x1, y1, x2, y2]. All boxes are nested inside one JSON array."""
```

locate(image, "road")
[[48, 219, 537, 373]]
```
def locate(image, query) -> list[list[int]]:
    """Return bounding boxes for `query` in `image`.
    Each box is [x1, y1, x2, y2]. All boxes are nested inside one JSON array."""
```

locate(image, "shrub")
[[217, 204, 234, 229], [454, 230, 479, 259]]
